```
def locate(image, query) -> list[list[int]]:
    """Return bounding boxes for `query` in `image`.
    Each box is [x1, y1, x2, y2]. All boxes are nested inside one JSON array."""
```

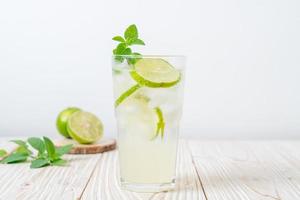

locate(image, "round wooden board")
[[55, 138, 116, 154]]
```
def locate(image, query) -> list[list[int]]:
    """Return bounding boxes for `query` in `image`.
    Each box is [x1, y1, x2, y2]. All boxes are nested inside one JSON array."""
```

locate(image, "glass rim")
[[112, 54, 186, 58]]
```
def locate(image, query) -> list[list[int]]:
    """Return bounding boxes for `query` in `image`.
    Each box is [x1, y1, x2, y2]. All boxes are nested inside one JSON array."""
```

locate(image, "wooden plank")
[[56, 138, 117, 154], [0, 138, 102, 200], [81, 140, 206, 200], [189, 141, 300, 200]]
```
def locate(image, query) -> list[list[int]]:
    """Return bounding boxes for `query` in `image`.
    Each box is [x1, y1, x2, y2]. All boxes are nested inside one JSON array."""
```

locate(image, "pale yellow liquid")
[[113, 65, 184, 184], [118, 137, 177, 183]]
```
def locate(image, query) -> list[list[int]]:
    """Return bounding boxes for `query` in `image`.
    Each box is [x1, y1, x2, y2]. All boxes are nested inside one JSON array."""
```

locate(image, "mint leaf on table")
[[10, 140, 27, 147], [11, 140, 32, 155], [28, 137, 45, 157], [112, 24, 145, 64], [43, 137, 56, 161], [1, 137, 72, 169], [51, 159, 67, 166], [0, 149, 7, 157], [1, 152, 28, 164], [42, 137, 72, 166], [55, 144, 73, 157], [30, 158, 49, 168]]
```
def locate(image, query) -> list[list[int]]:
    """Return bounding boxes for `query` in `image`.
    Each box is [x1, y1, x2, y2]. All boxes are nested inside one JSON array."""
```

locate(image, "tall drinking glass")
[[112, 55, 186, 192]]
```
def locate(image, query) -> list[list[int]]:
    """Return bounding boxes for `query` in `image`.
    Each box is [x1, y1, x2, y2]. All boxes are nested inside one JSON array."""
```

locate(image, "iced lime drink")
[[112, 56, 185, 192]]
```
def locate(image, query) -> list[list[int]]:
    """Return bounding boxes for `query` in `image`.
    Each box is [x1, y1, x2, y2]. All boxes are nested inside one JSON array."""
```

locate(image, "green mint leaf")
[[15, 146, 31, 155], [113, 43, 132, 62], [124, 24, 138, 40], [30, 158, 49, 168], [128, 38, 145, 46], [43, 137, 56, 161], [1, 152, 28, 164], [55, 144, 73, 157], [113, 43, 126, 57], [28, 137, 45, 156], [0, 149, 7, 157], [10, 140, 27, 146], [127, 52, 141, 65], [114, 43, 127, 55], [114, 56, 124, 63], [123, 48, 132, 55], [132, 52, 141, 56], [116, 48, 132, 62], [51, 158, 67, 166], [11, 140, 32, 155], [127, 58, 136, 65], [112, 36, 125, 43], [113, 24, 145, 64]]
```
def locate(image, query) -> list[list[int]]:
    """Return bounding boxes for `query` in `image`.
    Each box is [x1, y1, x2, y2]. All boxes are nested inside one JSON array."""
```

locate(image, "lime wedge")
[[151, 107, 165, 140], [115, 84, 141, 107], [67, 111, 103, 144], [130, 58, 181, 88], [56, 107, 81, 138]]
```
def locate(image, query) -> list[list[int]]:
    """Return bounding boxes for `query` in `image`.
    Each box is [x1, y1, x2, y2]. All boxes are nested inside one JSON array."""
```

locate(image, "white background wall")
[[0, 0, 299, 139]]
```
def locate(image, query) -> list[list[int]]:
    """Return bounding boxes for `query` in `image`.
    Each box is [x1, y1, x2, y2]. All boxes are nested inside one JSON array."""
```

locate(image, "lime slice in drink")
[[117, 97, 156, 139], [117, 96, 165, 140], [56, 107, 81, 138], [130, 58, 181, 88], [115, 84, 141, 107], [67, 111, 103, 144], [150, 107, 165, 140]]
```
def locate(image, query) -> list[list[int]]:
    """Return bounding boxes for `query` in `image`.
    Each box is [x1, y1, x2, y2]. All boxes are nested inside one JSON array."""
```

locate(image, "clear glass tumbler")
[[112, 55, 186, 192]]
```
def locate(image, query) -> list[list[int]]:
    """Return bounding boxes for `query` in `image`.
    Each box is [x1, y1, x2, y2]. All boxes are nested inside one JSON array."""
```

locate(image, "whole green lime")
[[56, 107, 81, 138]]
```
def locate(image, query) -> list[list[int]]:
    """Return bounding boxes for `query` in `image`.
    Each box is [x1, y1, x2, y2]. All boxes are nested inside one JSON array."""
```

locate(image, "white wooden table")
[[0, 139, 299, 200]]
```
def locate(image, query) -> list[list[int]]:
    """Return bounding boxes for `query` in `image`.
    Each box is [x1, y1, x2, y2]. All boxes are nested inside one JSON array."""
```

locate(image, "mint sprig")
[[0, 149, 7, 157], [112, 24, 145, 64], [11, 139, 32, 155], [0, 137, 73, 169], [1, 152, 28, 163], [28, 137, 45, 156]]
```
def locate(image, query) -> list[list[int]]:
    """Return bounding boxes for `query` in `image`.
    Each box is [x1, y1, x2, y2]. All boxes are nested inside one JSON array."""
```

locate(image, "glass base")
[[120, 179, 176, 193]]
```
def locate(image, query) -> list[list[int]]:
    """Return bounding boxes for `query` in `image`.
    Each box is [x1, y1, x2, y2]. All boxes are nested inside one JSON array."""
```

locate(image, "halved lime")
[[130, 58, 181, 88], [56, 107, 81, 138], [67, 111, 103, 144]]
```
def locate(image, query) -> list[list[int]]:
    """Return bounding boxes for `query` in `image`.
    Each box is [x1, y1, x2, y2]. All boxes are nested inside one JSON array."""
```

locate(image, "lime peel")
[[56, 107, 81, 138], [115, 84, 141, 107], [130, 71, 180, 88], [67, 111, 103, 144], [151, 107, 165, 140], [130, 58, 181, 88]]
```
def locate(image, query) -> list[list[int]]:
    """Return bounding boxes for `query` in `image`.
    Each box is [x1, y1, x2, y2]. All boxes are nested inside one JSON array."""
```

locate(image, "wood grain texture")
[[81, 140, 206, 200], [56, 138, 116, 154], [0, 138, 102, 200], [189, 140, 300, 200], [1, 138, 300, 200]]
